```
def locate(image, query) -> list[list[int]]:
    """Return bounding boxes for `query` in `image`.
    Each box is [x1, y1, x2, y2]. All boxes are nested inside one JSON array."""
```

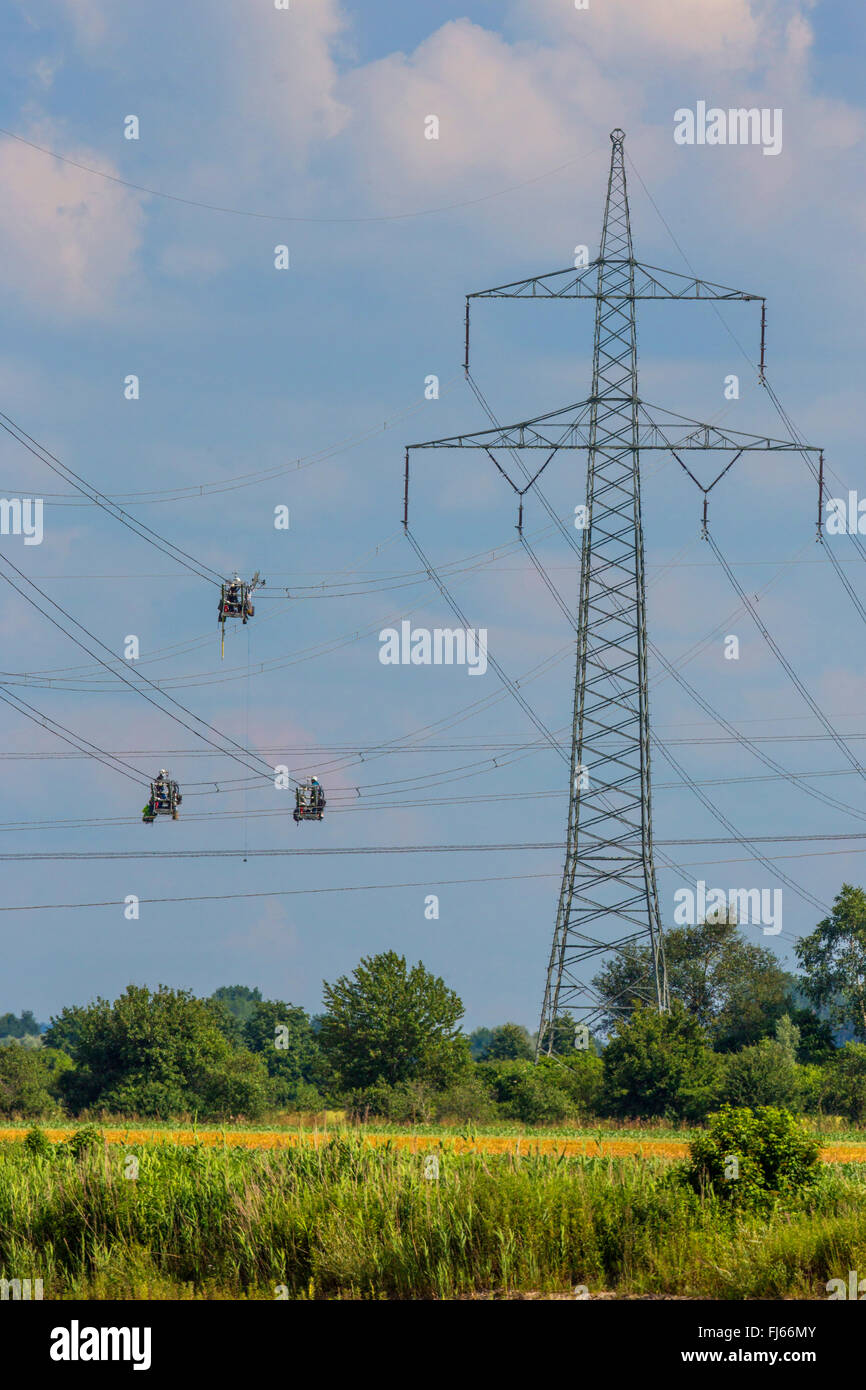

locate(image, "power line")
[[0, 551, 289, 787], [0, 388, 463, 506], [0, 832, 862, 862], [0, 871, 561, 913], [707, 532, 866, 782], [460, 367, 836, 925], [0, 126, 605, 225], [0, 410, 223, 584], [0, 687, 149, 787], [404, 526, 568, 764]]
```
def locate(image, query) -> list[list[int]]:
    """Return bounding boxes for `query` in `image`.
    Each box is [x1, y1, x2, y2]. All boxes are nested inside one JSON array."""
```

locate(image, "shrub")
[[820, 1042, 866, 1124], [553, 1052, 604, 1118], [345, 1080, 435, 1124], [23, 1126, 53, 1158], [684, 1104, 821, 1208], [0, 1044, 69, 1117], [61, 1125, 105, 1159], [432, 1073, 496, 1123], [602, 1003, 719, 1121], [281, 1081, 326, 1112], [482, 1023, 535, 1062], [721, 1039, 802, 1110], [481, 1060, 572, 1125]]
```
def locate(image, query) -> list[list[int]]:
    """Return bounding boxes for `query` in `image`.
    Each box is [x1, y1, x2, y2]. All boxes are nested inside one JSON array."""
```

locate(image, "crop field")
[[2, 1126, 866, 1163], [2, 1129, 866, 1300]]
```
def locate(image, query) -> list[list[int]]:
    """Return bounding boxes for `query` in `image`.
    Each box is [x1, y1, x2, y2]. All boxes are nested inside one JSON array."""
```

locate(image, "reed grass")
[[2, 1135, 865, 1299]]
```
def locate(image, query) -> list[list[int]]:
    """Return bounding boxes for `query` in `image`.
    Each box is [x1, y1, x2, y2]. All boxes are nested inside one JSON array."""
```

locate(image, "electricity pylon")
[[404, 128, 822, 1054]]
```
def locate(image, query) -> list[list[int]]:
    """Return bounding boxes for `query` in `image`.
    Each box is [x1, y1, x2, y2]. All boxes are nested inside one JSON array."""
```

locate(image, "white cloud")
[[507, 0, 763, 65], [338, 20, 614, 201], [0, 123, 145, 315]]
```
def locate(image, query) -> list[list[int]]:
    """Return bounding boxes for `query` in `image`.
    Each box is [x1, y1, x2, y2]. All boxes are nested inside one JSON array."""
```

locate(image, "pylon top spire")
[[599, 129, 633, 274]]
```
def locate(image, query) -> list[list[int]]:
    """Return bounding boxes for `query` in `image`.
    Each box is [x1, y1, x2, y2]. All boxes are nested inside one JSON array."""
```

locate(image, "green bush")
[[50, 985, 271, 1120], [820, 1043, 866, 1124], [0, 1044, 70, 1118], [721, 1039, 802, 1110], [345, 1080, 435, 1124], [432, 1073, 496, 1123], [602, 1003, 719, 1121], [61, 1125, 105, 1159], [684, 1104, 821, 1208], [552, 1052, 604, 1118], [23, 1126, 54, 1158], [278, 1081, 326, 1112], [481, 1060, 572, 1124]]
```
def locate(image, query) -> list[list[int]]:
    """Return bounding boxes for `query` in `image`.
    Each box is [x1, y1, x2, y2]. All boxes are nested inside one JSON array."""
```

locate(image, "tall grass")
[[1, 1137, 865, 1299]]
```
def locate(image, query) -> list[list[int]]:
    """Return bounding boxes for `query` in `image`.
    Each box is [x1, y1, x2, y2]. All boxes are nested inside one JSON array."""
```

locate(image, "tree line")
[[2, 882, 866, 1126]]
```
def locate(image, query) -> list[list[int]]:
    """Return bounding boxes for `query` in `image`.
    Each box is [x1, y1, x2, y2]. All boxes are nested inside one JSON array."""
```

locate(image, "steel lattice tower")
[[538, 129, 667, 1045], [405, 128, 822, 1054]]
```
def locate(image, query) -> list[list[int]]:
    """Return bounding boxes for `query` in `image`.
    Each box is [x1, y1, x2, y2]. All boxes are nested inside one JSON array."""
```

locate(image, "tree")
[[43, 1005, 88, 1056], [589, 945, 662, 1028], [602, 1002, 719, 1120], [721, 1039, 801, 1109], [475, 1022, 534, 1062], [787, 1002, 836, 1064], [796, 885, 866, 1040], [0, 1010, 41, 1039], [468, 1026, 493, 1061], [48, 985, 270, 1119], [481, 1059, 573, 1125], [538, 1011, 582, 1056], [593, 920, 793, 1049], [318, 951, 468, 1090], [211, 985, 262, 1015], [0, 1046, 70, 1117], [774, 1014, 800, 1063], [822, 1042, 866, 1123], [242, 1000, 328, 1101], [208, 986, 264, 1045]]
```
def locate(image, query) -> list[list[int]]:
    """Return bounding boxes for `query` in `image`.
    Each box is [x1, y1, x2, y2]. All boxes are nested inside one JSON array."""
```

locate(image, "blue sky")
[[0, 0, 865, 1033]]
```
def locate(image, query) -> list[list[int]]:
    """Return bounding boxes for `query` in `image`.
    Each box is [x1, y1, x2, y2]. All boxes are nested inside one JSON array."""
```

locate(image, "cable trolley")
[[142, 769, 182, 824], [293, 776, 325, 824], [218, 571, 263, 656]]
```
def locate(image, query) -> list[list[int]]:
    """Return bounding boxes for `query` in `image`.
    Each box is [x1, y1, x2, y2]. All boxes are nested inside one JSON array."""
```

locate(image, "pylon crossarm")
[[638, 401, 822, 454], [468, 261, 602, 299], [408, 400, 821, 454], [407, 399, 594, 452], [467, 259, 761, 302], [631, 261, 762, 300]]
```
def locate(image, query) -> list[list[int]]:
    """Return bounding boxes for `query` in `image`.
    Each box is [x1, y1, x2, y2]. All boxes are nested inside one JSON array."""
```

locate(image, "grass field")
[[2, 1128, 866, 1299]]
